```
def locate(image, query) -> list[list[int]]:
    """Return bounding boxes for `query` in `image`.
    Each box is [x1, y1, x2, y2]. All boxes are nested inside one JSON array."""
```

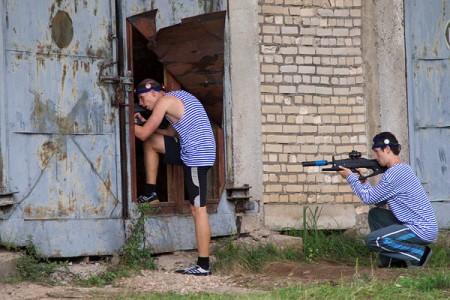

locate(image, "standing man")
[[134, 79, 216, 276], [338, 132, 438, 268]]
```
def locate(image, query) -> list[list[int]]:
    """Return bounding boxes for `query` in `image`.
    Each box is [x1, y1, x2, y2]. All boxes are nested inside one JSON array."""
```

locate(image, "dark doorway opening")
[[126, 10, 226, 215], [129, 25, 168, 203]]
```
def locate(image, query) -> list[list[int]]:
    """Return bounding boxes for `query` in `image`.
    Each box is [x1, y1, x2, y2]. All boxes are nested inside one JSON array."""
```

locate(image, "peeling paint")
[[406, 0, 450, 207], [1, 0, 230, 257], [38, 141, 57, 168]]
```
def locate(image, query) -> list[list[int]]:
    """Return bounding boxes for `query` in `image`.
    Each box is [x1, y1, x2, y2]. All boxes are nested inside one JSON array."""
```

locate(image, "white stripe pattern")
[[346, 163, 438, 242], [375, 227, 420, 261], [166, 90, 216, 167]]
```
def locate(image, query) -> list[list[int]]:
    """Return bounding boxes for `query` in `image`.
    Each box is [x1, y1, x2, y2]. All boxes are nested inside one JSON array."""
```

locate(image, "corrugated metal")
[[405, 0, 450, 228]]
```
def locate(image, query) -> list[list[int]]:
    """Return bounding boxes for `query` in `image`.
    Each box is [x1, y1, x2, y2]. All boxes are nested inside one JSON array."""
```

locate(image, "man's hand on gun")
[[134, 112, 146, 126], [338, 166, 367, 183]]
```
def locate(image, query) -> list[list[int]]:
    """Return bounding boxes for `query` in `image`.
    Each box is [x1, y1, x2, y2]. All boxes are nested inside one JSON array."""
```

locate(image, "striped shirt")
[[346, 163, 438, 242], [166, 90, 216, 167]]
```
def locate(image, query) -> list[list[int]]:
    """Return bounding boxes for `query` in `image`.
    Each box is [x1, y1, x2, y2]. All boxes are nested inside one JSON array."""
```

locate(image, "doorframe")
[[125, 12, 224, 215], [0, 3, 10, 194], [404, 0, 418, 172]]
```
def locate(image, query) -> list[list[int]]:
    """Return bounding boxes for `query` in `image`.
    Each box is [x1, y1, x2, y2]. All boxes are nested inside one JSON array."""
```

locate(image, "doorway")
[[126, 10, 226, 215]]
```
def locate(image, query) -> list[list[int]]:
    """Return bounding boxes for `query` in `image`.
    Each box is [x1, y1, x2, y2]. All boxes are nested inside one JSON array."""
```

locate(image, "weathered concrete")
[[226, 0, 263, 204], [264, 204, 359, 231], [239, 213, 263, 234], [224, 0, 263, 235], [362, 0, 409, 161], [227, 230, 303, 253]]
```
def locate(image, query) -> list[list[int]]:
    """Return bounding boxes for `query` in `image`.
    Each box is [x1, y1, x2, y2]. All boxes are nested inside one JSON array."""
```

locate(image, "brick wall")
[[259, 0, 366, 205]]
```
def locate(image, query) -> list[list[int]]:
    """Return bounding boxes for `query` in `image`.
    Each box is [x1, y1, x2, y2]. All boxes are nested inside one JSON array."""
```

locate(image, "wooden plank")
[[150, 11, 226, 126]]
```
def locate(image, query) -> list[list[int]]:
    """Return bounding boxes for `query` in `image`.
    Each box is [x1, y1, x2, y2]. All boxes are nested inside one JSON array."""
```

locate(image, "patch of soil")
[[0, 250, 409, 299], [228, 260, 404, 291]]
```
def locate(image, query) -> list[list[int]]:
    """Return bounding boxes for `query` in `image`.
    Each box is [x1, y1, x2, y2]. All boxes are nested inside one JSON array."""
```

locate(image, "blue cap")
[[372, 137, 399, 149], [134, 82, 164, 95]]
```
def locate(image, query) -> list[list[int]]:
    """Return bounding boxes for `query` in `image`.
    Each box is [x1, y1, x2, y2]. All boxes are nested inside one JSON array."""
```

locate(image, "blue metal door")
[[405, 0, 450, 228], [0, 0, 124, 256]]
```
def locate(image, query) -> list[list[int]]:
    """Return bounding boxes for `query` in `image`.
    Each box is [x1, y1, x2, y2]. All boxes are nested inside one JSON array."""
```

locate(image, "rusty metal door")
[[405, 0, 450, 228], [0, 0, 124, 255]]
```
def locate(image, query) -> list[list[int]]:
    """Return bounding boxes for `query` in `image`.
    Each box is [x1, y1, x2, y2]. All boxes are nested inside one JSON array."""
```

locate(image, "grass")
[[7, 239, 64, 284], [114, 229, 449, 299], [5, 206, 449, 299], [5, 229, 449, 299], [213, 229, 374, 274], [114, 269, 450, 299], [77, 202, 159, 286], [5, 203, 160, 287]]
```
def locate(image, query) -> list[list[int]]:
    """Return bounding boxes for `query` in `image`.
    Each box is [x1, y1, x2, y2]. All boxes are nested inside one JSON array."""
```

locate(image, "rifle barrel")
[[302, 160, 329, 167]]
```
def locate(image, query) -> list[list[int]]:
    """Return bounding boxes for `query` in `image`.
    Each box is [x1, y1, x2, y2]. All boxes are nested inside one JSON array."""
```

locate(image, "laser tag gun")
[[302, 150, 387, 180], [134, 104, 169, 129]]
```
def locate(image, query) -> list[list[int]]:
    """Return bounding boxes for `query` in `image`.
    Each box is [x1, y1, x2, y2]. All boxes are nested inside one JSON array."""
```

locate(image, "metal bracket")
[[0, 191, 18, 207], [226, 184, 253, 213], [99, 62, 134, 107]]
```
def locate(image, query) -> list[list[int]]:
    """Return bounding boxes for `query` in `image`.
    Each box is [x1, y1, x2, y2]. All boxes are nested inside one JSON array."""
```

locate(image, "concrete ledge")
[[264, 203, 357, 231]]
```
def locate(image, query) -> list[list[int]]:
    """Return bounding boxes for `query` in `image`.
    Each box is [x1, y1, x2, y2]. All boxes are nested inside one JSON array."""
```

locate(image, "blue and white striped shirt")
[[346, 163, 438, 242], [166, 90, 216, 167]]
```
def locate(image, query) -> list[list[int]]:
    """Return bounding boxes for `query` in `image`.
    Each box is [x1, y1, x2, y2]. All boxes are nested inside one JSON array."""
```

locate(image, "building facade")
[[0, 0, 447, 257]]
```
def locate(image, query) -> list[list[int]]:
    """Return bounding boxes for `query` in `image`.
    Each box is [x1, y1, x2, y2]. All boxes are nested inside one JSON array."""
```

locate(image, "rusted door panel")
[[4, 1, 112, 58], [412, 60, 450, 201], [9, 55, 114, 134], [9, 134, 121, 220], [150, 11, 226, 126], [412, 60, 450, 127], [5, 0, 120, 221], [405, 0, 450, 228]]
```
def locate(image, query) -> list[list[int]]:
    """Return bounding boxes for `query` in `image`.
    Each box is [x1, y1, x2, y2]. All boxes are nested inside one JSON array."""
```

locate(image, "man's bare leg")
[[174, 205, 212, 275], [190, 205, 210, 257], [142, 133, 165, 184], [137, 133, 166, 203]]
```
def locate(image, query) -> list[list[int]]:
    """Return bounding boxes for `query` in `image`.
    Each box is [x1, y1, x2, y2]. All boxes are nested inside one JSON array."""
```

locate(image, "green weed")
[[13, 238, 63, 283], [120, 203, 159, 270], [79, 203, 159, 286]]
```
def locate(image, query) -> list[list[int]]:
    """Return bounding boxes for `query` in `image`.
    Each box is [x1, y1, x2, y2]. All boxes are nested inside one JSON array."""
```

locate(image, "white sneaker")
[[136, 192, 160, 204], [175, 265, 212, 276]]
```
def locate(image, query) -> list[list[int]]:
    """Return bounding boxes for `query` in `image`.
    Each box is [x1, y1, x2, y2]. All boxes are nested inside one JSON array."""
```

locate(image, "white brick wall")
[[259, 0, 367, 204]]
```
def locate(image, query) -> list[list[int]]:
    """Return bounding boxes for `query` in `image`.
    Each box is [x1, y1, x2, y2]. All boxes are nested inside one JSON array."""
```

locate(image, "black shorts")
[[163, 136, 211, 207]]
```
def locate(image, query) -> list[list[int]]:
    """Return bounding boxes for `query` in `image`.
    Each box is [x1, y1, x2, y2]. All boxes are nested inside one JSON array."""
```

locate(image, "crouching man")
[[338, 132, 438, 268]]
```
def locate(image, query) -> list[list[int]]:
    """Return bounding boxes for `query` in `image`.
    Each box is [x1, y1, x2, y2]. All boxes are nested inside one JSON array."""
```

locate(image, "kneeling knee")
[[364, 234, 380, 250]]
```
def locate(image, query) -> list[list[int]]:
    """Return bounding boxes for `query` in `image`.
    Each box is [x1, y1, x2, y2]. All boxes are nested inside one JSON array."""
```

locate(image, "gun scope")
[[349, 150, 361, 158]]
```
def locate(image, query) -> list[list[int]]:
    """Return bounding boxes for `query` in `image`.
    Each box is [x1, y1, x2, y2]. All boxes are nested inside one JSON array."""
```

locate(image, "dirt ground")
[[0, 249, 409, 300]]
